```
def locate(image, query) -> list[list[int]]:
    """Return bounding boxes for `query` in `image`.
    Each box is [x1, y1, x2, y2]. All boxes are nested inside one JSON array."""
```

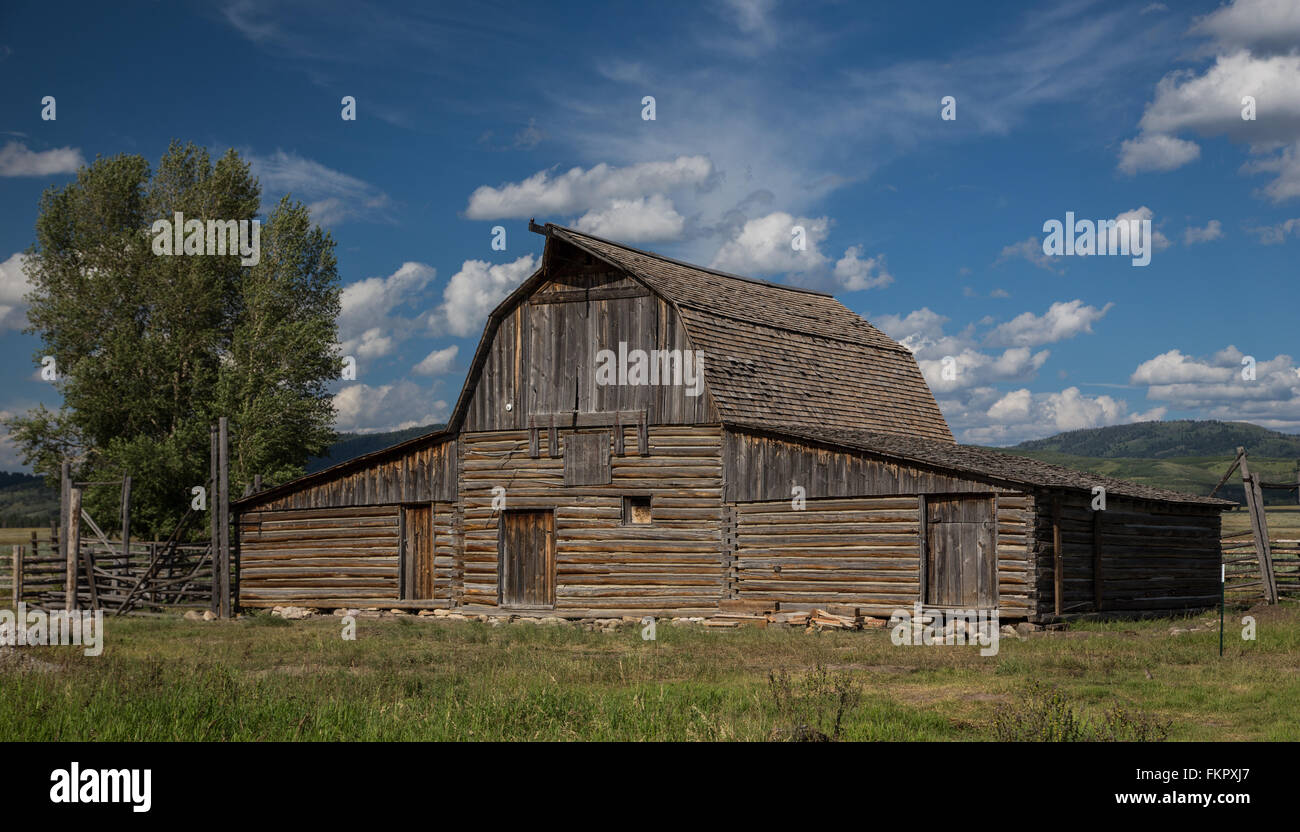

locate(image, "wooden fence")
[[2, 531, 216, 613], [1221, 530, 1300, 603]]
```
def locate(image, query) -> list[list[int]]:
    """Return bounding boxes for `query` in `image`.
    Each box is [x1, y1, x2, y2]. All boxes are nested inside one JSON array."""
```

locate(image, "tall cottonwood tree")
[[6, 141, 341, 537]]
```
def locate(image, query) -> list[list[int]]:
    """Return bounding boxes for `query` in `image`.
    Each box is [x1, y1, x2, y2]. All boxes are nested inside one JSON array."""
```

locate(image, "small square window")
[[623, 496, 652, 525]]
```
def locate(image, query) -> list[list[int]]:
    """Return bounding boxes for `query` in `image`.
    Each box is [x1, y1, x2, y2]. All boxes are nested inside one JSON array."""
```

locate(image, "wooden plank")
[[65, 487, 81, 610], [12, 544, 22, 607], [219, 416, 231, 618], [119, 475, 132, 561], [1092, 508, 1103, 611], [917, 494, 927, 603], [1052, 496, 1063, 617], [210, 424, 219, 614], [1239, 448, 1278, 604], [398, 507, 409, 599]]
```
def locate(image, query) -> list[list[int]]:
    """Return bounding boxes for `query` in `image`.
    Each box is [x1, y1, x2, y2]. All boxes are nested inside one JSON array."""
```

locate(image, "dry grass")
[[1, 601, 1296, 741]]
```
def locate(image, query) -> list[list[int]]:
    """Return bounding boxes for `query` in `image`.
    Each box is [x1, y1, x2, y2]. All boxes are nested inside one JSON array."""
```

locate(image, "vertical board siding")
[[238, 506, 399, 605], [460, 425, 725, 611], [463, 277, 714, 432], [724, 431, 1007, 502], [242, 439, 457, 511], [1031, 492, 1221, 619]]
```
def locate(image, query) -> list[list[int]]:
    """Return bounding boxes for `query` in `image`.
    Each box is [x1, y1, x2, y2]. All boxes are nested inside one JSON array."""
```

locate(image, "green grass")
[[0, 527, 50, 547], [1222, 505, 1300, 537], [2, 602, 1297, 741]]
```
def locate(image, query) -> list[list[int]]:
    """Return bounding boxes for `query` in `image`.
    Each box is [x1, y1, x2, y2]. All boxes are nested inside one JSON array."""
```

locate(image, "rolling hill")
[[989, 421, 1300, 505], [1009, 419, 1300, 458]]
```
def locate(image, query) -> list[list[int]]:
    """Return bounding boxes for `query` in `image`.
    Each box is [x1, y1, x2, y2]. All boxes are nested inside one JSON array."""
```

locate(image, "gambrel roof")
[[542, 224, 954, 443]]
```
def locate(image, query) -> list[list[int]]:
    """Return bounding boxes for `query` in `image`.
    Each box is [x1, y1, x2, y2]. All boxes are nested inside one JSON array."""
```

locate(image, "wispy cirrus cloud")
[[247, 149, 394, 225]]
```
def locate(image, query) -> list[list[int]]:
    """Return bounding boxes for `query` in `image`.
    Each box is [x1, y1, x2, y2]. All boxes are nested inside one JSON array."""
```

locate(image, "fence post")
[[218, 416, 231, 618], [65, 486, 82, 610], [59, 461, 69, 604], [209, 424, 219, 615], [11, 545, 22, 608]]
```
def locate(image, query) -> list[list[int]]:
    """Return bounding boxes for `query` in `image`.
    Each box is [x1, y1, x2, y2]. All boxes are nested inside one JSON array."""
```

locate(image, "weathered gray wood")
[[1092, 508, 1103, 610], [210, 424, 219, 614], [218, 416, 231, 618], [1238, 448, 1277, 604], [1052, 496, 1063, 617], [65, 487, 82, 610], [564, 431, 611, 486], [12, 545, 22, 607]]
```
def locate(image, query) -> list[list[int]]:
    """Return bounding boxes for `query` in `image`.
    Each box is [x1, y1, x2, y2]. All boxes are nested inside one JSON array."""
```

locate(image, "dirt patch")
[[0, 646, 62, 674]]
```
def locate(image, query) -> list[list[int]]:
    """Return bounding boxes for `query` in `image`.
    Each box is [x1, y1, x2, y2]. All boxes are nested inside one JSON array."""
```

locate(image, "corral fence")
[[1221, 531, 1299, 603], [1212, 446, 1300, 604], [1, 417, 239, 616], [3, 527, 214, 613]]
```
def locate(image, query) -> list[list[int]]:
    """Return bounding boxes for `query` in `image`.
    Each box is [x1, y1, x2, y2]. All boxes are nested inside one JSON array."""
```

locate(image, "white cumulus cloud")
[[0, 142, 84, 177]]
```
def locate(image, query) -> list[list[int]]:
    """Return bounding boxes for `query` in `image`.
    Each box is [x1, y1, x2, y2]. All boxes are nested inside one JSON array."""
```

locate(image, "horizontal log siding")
[[460, 425, 724, 611], [732, 492, 1032, 617], [996, 492, 1034, 618], [240, 439, 456, 511], [1032, 492, 1221, 620], [734, 497, 920, 615], [433, 501, 456, 601], [238, 506, 400, 606]]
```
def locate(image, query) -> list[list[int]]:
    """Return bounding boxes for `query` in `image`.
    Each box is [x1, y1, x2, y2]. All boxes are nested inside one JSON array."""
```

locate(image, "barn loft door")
[[925, 495, 996, 608], [500, 510, 555, 608], [403, 505, 434, 600]]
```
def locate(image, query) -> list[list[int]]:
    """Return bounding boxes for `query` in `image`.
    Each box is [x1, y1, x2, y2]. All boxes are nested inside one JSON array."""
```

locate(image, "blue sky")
[[1, 0, 1299, 469]]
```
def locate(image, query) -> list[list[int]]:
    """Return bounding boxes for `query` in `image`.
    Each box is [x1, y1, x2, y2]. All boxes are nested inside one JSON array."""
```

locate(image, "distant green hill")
[[0, 472, 59, 528], [306, 423, 444, 473], [988, 420, 1300, 506], [1010, 420, 1300, 458]]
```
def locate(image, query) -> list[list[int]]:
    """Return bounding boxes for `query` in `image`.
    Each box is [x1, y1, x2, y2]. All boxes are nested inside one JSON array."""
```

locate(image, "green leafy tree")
[[5, 141, 341, 538]]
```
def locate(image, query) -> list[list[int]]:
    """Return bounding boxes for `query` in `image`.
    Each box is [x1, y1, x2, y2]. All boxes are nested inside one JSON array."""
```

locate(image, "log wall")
[[1031, 492, 1221, 619], [732, 492, 1034, 617], [734, 496, 919, 614], [459, 424, 724, 612], [239, 505, 400, 606]]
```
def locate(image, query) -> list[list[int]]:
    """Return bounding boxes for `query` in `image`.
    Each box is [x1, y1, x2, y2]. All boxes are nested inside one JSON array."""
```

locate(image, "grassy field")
[[1222, 505, 1300, 536], [0, 526, 51, 547], [1, 602, 1297, 742]]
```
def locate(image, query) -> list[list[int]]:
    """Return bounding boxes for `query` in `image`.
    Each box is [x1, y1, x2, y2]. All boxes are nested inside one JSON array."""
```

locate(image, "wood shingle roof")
[[544, 224, 955, 443], [729, 421, 1234, 507]]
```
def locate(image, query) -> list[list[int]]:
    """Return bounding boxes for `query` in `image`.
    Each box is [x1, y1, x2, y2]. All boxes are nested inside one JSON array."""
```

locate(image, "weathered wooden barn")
[[232, 223, 1232, 622]]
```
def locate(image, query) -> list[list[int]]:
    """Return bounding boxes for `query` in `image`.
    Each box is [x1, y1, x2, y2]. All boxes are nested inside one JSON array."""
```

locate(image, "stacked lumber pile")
[[704, 601, 890, 631]]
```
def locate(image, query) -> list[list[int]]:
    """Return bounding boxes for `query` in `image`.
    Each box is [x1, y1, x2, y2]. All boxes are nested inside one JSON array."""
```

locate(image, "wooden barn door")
[[403, 505, 435, 600], [500, 510, 555, 608], [925, 496, 996, 607]]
